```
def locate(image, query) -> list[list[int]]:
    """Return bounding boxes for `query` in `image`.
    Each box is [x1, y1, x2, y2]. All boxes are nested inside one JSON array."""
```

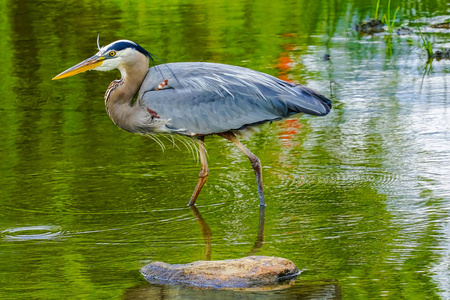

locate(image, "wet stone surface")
[[140, 256, 300, 289]]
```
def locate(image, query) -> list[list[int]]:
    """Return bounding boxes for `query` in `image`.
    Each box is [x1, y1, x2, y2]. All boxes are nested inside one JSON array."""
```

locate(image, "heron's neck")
[[105, 56, 149, 133]]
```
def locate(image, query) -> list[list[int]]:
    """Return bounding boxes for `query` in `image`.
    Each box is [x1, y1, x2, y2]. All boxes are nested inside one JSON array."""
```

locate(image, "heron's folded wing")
[[139, 62, 331, 135]]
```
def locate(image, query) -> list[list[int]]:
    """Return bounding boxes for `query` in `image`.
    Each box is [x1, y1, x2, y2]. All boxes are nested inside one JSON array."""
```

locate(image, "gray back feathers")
[[139, 62, 331, 135]]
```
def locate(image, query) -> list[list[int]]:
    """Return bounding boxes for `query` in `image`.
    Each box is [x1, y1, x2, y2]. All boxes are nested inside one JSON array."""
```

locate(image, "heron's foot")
[[157, 79, 169, 90]]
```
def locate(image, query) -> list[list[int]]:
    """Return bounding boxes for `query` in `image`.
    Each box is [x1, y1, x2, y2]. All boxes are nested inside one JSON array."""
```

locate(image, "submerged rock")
[[396, 26, 413, 35], [430, 22, 450, 29], [433, 49, 450, 60], [355, 19, 385, 34], [140, 256, 300, 289]]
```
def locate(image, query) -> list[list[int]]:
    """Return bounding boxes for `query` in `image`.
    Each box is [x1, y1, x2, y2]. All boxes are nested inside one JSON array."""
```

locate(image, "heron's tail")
[[284, 84, 332, 117]]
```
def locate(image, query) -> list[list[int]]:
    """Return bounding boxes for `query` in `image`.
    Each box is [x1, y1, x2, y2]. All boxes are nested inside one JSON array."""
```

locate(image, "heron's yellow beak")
[[52, 55, 105, 80]]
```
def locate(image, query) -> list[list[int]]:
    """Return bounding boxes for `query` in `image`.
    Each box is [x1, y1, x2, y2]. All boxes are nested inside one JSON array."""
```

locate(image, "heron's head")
[[52, 40, 151, 80]]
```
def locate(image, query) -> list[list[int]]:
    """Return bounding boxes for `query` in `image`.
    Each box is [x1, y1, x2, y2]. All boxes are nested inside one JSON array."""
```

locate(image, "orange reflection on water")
[[274, 39, 303, 146]]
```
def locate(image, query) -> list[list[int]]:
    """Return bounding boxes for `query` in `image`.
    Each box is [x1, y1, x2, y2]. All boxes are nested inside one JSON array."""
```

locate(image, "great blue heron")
[[53, 40, 332, 206]]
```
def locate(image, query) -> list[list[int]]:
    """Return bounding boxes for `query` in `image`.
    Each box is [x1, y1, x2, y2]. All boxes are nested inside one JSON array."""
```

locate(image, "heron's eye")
[[109, 51, 116, 57]]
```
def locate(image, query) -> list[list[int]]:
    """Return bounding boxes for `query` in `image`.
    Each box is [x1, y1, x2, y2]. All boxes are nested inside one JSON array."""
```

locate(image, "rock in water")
[[430, 22, 450, 29], [355, 19, 384, 34], [433, 49, 450, 60], [140, 256, 300, 289]]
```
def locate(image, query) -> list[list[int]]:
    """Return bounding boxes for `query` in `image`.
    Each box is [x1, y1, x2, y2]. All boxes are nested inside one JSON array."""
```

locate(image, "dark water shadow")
[[123, 280, 341, 300]]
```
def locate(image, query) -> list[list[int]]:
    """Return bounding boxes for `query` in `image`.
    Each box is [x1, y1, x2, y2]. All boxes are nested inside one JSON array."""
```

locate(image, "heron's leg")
[[218, 132, 265, 206], [188, 136, 209, 206]]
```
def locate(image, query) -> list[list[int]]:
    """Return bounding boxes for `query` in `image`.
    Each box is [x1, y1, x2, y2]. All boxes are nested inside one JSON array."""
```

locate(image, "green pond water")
[[1, 0, 450, 299]]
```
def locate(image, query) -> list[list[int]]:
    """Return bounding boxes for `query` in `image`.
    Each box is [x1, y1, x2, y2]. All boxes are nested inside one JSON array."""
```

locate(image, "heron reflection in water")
[[53, 40, 332, 206]]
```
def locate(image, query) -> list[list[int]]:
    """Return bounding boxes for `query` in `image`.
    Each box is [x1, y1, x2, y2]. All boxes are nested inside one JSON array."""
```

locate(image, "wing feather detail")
[[139, 62, 331, 135]]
